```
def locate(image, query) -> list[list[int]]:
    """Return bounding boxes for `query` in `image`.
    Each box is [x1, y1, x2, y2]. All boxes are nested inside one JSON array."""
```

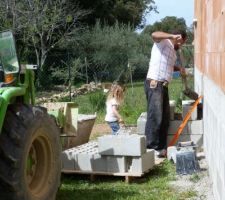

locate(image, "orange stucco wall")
[[194, 0, 225, 92]]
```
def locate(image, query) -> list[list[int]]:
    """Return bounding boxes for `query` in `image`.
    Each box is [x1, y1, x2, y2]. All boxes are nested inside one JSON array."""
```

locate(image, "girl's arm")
[[112, 105, 124, 123]]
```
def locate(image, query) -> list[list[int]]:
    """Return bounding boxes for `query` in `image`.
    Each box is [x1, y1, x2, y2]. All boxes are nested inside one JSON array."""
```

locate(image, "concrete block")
[[167, 146, 178, 163], [167, 134, 203, 149], [137, 112, 147, 134], [186, 120, 203, 134], [61, 149, 76, 170], [182, 100, 197, 120], [168, 120, 188, 134], [92, 154, 107, 172], [127, 149, 155, 173], [170, 100, 176, 120], [91, 154, 127, 173], [76, 149, 97, 171], [98, 134, 146, 156], [168, 120, 203, 135], [106, 156, 126, 173]]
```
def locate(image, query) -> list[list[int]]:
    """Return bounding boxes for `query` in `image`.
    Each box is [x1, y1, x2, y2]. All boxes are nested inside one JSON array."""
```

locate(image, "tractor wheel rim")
[[26, 132, 53, 197]]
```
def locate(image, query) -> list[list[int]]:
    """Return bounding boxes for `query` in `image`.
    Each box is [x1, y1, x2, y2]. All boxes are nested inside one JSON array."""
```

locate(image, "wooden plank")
[[125, 176, 134, 183], [61, 169, 143, 177]]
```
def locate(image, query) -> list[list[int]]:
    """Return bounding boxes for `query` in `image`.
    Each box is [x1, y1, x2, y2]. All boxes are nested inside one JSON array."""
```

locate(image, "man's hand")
[[180, 67, 187, 77], [172, 34, 183, 45]]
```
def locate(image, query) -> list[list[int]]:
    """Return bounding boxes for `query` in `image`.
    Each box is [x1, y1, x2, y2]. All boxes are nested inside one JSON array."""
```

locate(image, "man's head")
[[171, 29, 187, 50]]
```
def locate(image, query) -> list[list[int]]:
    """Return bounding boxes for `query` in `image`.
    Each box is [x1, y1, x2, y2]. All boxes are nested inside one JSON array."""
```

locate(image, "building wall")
[[194, 0, 225, 199]]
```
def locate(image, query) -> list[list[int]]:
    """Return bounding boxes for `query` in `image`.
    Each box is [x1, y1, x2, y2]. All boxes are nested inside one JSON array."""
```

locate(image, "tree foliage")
[[74, 0, 157, 28], [66, 21, 152, 83], [143, 16, 186, 34], [143, 16, 193, 44], [0, 0, 88, 71]]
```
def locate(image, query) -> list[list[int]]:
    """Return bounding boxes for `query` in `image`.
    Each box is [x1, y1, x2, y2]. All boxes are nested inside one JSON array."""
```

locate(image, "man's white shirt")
[[147, 39, 177, 82]]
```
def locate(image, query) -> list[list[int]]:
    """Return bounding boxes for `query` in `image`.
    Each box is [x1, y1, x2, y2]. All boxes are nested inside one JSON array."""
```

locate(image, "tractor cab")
[[0, 31, 19, 86]]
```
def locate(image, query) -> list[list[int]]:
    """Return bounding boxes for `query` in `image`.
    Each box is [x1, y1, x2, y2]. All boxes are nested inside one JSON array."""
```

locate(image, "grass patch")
[[56, 161, 192, 200]]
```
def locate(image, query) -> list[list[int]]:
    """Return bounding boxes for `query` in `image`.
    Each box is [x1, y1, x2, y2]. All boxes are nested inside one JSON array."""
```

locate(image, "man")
[[144, 30, 187, 157]]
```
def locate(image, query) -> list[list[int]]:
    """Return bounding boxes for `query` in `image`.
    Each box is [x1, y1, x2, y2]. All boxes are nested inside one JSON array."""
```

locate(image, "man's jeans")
[[107, 121, 120, 135], [144, 80, 170, 150]]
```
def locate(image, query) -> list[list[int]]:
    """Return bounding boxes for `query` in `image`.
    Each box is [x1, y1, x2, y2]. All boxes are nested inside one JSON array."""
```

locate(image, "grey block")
[[92, 154, 107, 172], [106, 156, 126, 173], [98, 134, 146, 156], [168, 120, 203, 135], [76, 150, 97, 171], [167, 146, 178, 163], [186, 120, 203, 134], [168, 120, 188, 134], [61, 150, 76, 170], [182, 100, 197, 120], [91, 154, 127, 173], [137, 112, 147, 135], [167, 134, 203, 149], [127, 149, 155, 173]]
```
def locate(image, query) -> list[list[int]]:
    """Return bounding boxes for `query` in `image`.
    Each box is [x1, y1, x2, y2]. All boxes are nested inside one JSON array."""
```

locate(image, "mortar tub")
[[61, 114, 96, 150]]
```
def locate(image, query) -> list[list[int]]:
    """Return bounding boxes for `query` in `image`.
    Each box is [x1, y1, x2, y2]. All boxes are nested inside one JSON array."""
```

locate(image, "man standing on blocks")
[[144, 30, 187, 157]]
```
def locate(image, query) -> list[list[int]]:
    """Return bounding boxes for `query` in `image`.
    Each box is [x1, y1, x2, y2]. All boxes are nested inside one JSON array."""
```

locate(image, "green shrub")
[[89, 91, 106, 112]]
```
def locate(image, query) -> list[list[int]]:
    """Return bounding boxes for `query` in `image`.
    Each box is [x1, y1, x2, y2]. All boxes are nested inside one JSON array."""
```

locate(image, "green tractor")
[[0, 31, 61, 200]]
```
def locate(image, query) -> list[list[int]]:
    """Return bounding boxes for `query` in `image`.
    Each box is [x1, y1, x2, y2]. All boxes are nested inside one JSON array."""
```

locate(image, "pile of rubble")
[[37, 82, 112, 103]]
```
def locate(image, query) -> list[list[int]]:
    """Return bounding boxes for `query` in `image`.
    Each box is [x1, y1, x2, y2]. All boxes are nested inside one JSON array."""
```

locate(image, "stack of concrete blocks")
[[168, 100, 203, 149], [62, 135, 155, 175], [137, 100, 203, 149]]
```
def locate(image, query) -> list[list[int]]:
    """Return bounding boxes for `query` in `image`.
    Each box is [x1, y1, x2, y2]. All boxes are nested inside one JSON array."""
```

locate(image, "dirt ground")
[[90, 123, 111, 139], [90, 123, 137, 139]]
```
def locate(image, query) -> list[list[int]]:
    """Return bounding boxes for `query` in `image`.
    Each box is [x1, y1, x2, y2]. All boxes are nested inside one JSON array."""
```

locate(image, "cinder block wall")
[[194, 0, 225, 199]]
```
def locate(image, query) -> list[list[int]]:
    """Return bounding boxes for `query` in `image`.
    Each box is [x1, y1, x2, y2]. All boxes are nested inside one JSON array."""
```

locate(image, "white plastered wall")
[[195, 68, 225, 200]]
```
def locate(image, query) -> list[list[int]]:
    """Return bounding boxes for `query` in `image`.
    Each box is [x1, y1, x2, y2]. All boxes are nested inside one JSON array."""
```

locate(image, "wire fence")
[[35, 45, 194, 95]]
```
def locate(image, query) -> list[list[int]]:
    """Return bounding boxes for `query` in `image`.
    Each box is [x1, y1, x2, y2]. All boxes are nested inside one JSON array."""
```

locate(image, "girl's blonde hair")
[[107, 84, 125, 105]]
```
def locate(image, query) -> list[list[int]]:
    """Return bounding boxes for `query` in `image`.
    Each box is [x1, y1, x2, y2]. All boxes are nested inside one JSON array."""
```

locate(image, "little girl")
[[105, 84, 125, 135]]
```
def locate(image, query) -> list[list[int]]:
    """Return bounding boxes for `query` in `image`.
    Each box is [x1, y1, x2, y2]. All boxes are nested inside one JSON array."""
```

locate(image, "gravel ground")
[[169, 152, 214, 200]]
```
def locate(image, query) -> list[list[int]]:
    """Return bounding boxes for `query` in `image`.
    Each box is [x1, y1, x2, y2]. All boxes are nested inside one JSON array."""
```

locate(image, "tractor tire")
[[0, 104, 61, 200]]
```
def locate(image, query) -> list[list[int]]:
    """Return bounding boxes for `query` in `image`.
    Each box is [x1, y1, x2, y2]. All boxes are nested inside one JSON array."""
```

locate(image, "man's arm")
[[151, 31, 182, 43]]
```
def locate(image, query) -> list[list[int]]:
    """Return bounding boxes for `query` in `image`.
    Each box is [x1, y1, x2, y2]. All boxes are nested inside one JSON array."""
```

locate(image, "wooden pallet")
[[62, 157, 165, 183], [62, 169, 147, 183]]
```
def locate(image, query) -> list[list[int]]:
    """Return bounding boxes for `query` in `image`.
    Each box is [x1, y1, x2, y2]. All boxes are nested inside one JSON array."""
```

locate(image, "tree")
[[0, 0, 88, 72], [143, 16, 187, 34], [67, 21, 152, 83], [74, 0, 157, 28]]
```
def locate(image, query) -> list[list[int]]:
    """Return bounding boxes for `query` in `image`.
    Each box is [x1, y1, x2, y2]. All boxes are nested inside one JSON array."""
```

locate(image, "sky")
[[145, 0, 194, 27]]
